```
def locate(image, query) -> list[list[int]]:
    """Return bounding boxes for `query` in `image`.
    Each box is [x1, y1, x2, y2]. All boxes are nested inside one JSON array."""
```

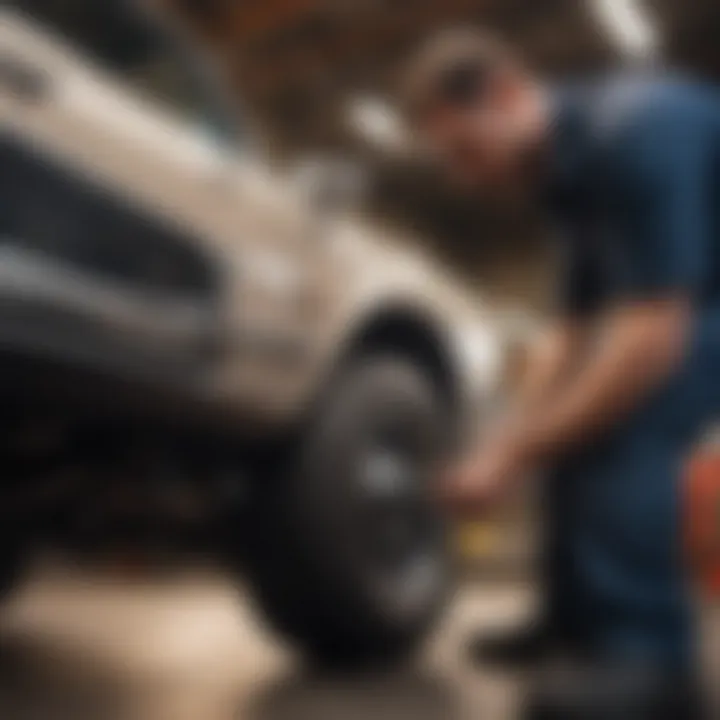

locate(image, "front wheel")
[[238, 355, 453, 665]]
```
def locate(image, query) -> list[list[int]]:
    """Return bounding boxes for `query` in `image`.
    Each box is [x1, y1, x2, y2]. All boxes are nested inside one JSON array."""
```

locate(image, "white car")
[[0, 2, 502, 664]]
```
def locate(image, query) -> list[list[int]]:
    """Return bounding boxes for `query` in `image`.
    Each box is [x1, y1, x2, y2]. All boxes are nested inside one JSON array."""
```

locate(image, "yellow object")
[[456, 522, 503, 558]]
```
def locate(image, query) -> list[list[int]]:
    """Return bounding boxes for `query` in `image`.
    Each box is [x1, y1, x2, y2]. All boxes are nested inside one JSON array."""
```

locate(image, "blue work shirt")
[[548, 74, 720, 435]]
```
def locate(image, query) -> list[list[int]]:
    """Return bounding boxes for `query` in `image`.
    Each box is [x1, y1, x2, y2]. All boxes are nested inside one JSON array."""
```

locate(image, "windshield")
[[12, 0, 243, 147]]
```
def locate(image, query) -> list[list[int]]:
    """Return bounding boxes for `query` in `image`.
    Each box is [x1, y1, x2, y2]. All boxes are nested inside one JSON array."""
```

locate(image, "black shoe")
[[467, 621, 564, 670], [523, 661, 707, 720]]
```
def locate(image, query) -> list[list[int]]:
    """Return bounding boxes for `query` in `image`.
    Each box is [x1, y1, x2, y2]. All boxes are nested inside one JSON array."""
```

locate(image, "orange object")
[[686, 447, 720, 597]]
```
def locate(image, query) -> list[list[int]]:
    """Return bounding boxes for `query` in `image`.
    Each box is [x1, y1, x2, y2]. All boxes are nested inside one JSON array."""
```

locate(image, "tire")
[[238, 354, 452, 666]]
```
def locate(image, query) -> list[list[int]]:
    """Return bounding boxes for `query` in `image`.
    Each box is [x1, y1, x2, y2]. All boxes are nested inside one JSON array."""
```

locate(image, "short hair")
[[399, 29, 518, 121]]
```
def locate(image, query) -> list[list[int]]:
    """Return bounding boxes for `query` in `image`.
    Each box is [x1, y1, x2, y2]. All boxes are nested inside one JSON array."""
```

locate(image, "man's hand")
[[441, 434, 531, 516]]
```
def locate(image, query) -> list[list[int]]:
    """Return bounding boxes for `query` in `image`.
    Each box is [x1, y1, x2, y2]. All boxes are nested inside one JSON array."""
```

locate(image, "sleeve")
[[604, 90, 713, 301]]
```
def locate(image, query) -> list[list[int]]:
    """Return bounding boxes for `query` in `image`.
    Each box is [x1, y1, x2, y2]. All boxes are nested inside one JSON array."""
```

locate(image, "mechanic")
[[400, 30, 719, 719]]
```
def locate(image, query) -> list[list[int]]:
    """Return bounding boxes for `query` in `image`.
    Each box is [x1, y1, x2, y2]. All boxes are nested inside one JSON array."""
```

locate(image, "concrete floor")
[[0, 564, 715, 720]]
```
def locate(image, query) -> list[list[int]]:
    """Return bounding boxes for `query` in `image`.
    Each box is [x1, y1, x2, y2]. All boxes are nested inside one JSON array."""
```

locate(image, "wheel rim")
[[353, 429, 445, 616]]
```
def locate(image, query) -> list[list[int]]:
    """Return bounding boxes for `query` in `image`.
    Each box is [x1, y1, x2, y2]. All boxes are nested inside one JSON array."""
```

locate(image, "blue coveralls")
[[545, 74, 720, 671]]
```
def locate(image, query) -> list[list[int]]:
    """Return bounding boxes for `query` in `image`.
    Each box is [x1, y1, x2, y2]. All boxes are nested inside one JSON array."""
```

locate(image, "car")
[[0, 2, 503, 664]]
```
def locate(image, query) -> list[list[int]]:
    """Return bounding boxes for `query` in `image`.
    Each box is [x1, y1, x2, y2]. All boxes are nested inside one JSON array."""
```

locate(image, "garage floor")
[[0, 563, 715, 720]]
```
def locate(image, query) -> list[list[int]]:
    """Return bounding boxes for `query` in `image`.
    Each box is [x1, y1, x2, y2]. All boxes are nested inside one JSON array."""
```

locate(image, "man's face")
[[417, 79, 538, 196]]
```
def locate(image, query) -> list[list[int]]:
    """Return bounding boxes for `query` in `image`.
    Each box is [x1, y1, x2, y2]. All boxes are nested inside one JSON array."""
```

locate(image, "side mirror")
[[291, 157, 369, 213]]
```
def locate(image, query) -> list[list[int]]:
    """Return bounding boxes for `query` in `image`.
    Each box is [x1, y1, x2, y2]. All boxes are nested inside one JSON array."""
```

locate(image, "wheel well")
[[345, 309, 458, 413]]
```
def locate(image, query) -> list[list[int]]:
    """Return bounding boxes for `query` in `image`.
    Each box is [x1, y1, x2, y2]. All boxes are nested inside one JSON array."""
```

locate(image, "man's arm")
[[500, 320, 587, 425], [445, 301, 692, 514], [445, 320, 588, 504], [517, 298, 690, 463], [482, 321, 586, 454]]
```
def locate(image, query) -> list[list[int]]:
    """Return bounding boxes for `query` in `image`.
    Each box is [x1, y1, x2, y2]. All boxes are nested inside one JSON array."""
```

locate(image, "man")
[[401, 31, 719, 718]]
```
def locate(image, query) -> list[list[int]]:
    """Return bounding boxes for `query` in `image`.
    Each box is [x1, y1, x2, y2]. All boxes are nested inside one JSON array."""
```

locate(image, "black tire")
[[238, 355, 452, 666]]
